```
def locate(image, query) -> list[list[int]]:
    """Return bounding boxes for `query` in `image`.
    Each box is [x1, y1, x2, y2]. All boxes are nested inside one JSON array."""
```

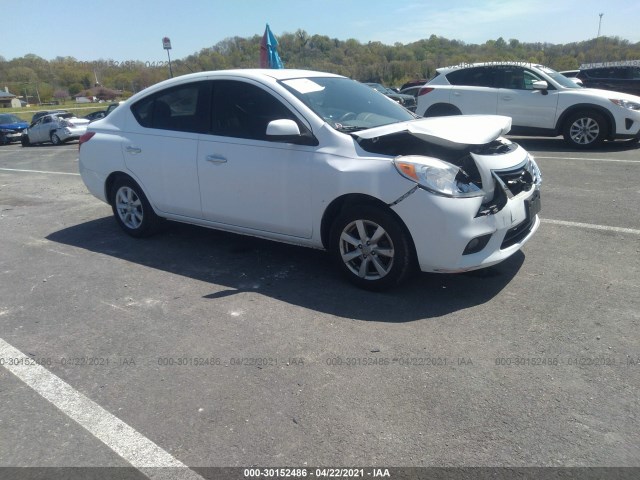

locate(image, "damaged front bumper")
[[393, 186, 541, 273]]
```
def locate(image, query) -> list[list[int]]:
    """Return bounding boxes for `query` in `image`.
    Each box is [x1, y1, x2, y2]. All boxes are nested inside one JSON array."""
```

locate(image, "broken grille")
[[492, 161, 535, 198]]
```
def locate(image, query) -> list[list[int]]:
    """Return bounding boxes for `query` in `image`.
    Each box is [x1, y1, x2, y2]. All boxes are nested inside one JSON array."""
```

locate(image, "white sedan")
[[79, 69, 542, 290], [22, 113, 90, 146]]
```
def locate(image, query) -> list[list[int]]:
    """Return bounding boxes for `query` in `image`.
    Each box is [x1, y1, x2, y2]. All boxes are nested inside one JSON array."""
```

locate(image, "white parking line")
[[0, 167, 80, 176], [0, 337, 205, 480], [535, 156, 640, 164], [542, 218, 640, 235]]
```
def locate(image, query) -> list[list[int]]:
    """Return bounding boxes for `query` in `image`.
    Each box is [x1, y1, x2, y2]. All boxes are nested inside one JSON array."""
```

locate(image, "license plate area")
[[526, 190, 541, 218]]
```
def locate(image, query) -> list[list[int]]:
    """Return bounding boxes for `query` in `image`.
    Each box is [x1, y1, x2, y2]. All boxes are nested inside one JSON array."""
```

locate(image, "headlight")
[[394, 155, 483, 198], [610, 99, 640, 111], [0, 129, 12, 133]]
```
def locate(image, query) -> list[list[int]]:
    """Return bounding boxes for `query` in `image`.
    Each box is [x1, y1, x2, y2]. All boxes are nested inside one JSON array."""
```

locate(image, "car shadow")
[[508, 136, 638, 153], [46, 218, 525, 323]]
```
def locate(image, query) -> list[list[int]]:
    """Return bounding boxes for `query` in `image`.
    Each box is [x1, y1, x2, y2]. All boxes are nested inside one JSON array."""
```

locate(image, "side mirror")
[[266, 119, 301, 136], [266, 119, 318, 146], [532, 80, 548, 91]]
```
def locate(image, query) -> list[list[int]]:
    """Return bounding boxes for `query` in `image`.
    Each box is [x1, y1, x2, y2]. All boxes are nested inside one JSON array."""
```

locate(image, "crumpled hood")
[[354, 115, 512, 149]]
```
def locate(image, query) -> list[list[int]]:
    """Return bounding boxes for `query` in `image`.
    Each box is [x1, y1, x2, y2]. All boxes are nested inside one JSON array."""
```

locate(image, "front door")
[[197, 79, 313, 238]]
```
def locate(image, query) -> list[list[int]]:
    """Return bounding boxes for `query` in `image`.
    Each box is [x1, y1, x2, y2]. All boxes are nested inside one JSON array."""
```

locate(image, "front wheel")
[[110, 177, 160, 238], [21, 135, 31, 147], [563, 111, 608, 148], [329, 205, 415, 290]]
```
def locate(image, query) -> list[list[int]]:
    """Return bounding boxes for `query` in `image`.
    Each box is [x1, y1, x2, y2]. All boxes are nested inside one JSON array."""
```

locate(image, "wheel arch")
[[320, 193, 417, 259], [105, 171, 142, 206], [556, 104, 616, 138], [424, 103, 462, 117]]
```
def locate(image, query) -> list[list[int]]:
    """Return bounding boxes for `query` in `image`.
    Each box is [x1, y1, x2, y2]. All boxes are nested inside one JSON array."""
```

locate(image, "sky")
[[2, 0, 639, 62]]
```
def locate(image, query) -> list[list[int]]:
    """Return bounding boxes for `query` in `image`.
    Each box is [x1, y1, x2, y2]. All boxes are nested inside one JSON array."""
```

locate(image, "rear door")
[[123, 81, 210, 218], [447, 66, 499, 115]]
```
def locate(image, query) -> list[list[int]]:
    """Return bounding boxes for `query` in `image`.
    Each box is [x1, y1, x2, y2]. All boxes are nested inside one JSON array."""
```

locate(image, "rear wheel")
[[110, 177, 160, 238], [329, 205, 415, 290], [50, 132, 62, 145], [563, 111, 608, 148]]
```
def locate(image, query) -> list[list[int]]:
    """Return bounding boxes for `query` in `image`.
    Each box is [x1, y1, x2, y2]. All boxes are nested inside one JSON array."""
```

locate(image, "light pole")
[[597, 13, 604, 37]]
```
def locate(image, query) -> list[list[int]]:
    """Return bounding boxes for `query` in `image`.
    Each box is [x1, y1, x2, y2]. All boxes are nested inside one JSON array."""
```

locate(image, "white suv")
[[416, 62, 640, 148]]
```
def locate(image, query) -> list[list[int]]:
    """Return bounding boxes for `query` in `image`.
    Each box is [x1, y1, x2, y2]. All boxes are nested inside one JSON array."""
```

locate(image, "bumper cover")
[[392, 186, 541, 273]]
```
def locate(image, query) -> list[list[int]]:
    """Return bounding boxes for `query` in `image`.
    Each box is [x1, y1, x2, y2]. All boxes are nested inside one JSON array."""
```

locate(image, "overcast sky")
[[2, 0, 639, 62]]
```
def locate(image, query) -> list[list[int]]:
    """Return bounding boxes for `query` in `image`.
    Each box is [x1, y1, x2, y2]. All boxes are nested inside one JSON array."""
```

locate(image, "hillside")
[[1, 32, 638, 103]]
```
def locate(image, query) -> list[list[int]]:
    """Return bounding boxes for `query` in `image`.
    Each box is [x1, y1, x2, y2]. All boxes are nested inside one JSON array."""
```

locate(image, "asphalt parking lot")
[[0, 137, 639, 479]]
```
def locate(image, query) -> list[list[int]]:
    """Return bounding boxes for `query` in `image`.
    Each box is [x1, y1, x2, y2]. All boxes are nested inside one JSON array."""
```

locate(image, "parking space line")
[[535, 156, 640, 164], [0, 337, 205, 480], [542, 218, 640, 235], [0, 167, 80, 176]]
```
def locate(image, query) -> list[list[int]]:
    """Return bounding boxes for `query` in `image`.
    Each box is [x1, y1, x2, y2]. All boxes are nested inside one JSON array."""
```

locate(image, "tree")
[[54, 89, 69, 102]]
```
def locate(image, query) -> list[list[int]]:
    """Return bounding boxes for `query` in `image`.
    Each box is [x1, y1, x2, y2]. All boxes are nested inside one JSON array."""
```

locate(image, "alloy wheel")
[[339, 219, 395, 280], [115, 186, 143, 230], [569, 117, 600, 145]]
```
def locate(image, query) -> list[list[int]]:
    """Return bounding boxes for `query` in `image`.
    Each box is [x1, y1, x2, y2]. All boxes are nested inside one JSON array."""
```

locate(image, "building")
[[0, 88, 23, 108]]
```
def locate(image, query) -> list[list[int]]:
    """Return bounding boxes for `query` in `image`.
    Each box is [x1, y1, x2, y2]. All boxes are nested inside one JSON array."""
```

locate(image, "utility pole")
[[597, 13, 604, 37]]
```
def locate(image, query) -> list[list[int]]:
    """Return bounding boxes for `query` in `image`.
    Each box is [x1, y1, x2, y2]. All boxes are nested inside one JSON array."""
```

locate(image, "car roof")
[[436, 62, 546, 74], [123, 69, 347, 106], [158, 69, 344, 84]]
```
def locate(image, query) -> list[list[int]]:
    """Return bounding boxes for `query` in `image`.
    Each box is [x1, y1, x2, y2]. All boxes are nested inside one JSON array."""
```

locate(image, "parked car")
[[31, 109, 70, 123], [79, 69, 541, 290], [84, 110, 107, 122], [84, 102, 125, 123], [365, 82, 417, 112], [21, 112, 90, 146], [105, 101, 124, 115], [399, 86, 423, 99], [401, 79, 429, 90], [0, 114, 29, 145], [417, 62, 640, 148], [559, 70, 583, 86], [575, 62, 640, 97]]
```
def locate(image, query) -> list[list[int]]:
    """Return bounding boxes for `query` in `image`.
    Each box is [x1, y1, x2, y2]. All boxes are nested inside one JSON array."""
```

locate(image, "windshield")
[[537, 65, 582, 89], [0, 114, 24, 125], [280, 77, 415, 132]]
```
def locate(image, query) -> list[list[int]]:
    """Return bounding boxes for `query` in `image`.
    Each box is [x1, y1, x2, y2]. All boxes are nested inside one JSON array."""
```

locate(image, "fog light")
[[463, 234, 492, 255]]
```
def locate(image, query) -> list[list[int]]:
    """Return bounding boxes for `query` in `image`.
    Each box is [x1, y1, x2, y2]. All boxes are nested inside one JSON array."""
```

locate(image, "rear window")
[[132, 82, 209, 133], [446, 67, 497, 87]]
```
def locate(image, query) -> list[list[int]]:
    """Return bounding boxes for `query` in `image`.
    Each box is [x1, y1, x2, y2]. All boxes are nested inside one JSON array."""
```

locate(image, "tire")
[[110, 177, 160, 238], [21, 135, 31, 147], [329, 205, 416, 291], [50, 132, 61, 145], [563, 111, 608, 148]]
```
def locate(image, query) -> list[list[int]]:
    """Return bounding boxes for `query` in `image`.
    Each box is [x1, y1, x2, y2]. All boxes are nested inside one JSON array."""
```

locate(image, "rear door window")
[[132, 82, 210, 133]]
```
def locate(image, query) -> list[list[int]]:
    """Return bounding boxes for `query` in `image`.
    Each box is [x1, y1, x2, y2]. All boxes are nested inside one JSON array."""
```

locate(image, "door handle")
[[206, 154, 227, 164], [125, 146, 142, 154], [502, 96, 513, 101]]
